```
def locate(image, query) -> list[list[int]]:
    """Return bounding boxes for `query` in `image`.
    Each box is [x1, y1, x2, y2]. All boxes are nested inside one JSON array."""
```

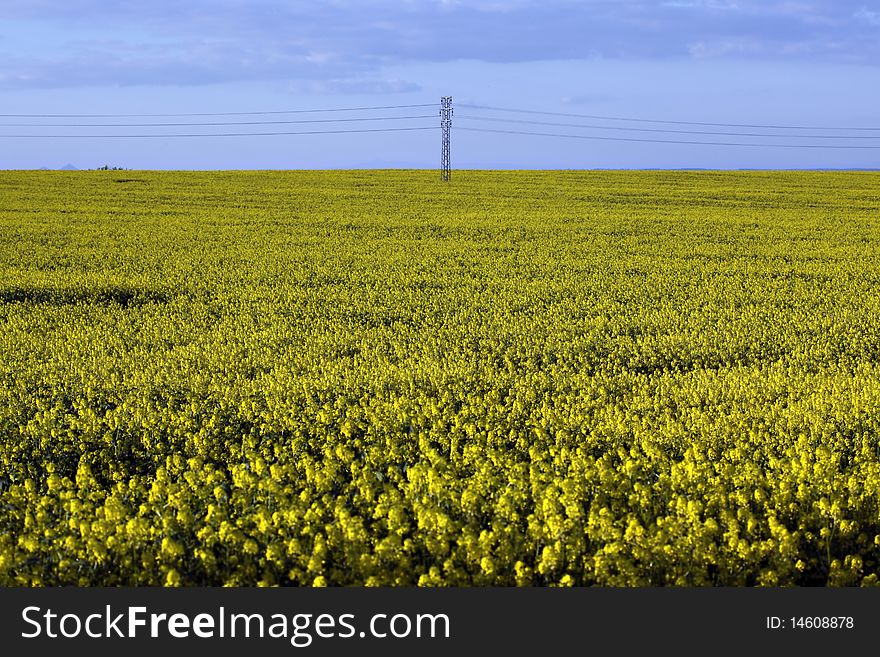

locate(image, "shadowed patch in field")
[[0, 285, 169, 308]]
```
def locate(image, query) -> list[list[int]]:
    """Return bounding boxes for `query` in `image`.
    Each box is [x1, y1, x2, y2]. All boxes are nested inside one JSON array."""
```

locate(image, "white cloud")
[[1, 0, 879, 90], [662, 1, 740, 9], [855, 7, 880, 25], [688, 38, 762, 58]]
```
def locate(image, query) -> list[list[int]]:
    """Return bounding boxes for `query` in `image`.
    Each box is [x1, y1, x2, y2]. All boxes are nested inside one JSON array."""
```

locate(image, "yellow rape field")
[[1, 169, 880, 586]]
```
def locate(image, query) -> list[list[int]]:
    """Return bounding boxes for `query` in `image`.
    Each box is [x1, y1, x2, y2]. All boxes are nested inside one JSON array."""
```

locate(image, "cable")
[[0, 126, 438, 138], [457, 115, 880, 140], [0, 103, 438, 119], [0, 115, 435, 128], [458, 103, 880, 132], [458, 126, 880, 150]]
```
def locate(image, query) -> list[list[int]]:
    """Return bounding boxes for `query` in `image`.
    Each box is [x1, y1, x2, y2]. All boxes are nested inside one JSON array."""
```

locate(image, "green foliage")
[[2, 169, 880, 586]]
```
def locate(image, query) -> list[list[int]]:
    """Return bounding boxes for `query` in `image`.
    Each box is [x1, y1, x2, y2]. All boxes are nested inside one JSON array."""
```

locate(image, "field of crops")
[[2, 169, 880, 586]]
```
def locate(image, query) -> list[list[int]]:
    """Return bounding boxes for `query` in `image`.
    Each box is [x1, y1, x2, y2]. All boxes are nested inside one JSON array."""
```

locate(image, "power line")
[[458, 126, 880, 150], [0, 126, 438, 139], [0, 115, 435, 128], [458, 103, 880, 132], [0, 103, 437, 119], [457, 115, 880, 140]]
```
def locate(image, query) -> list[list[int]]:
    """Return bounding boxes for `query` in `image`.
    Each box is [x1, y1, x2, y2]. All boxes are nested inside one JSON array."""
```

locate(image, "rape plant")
[[1, 169, 880, 586]]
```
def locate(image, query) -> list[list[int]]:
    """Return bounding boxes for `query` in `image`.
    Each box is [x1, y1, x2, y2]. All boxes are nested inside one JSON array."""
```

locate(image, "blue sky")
[[1, 0, 879, 169]]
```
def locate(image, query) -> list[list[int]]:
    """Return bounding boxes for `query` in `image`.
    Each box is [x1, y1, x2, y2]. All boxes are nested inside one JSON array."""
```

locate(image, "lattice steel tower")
[[440, 96, 453, 181]]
